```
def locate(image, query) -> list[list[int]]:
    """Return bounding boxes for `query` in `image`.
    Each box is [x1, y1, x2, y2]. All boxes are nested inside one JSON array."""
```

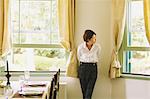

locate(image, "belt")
[[80, 62, 97, 65]]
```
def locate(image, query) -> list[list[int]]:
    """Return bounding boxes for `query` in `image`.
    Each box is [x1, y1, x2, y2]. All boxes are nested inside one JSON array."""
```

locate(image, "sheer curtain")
[[0, 0, 11, 57], [109, 0, 126, 79], [58, 0, 78, 77], [144, 0, 150, 44]]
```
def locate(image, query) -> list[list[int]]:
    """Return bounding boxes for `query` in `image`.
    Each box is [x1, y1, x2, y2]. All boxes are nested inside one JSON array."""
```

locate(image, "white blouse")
[[77, 42, 101, 63]]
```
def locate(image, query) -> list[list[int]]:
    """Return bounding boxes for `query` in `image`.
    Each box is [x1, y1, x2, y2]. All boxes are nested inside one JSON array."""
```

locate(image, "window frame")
[[120, 0, 150, 78], [8, 0, 68, 72]]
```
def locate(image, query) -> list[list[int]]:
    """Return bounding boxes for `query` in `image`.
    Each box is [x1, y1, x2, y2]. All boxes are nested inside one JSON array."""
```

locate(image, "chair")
[[53, 69, 60, 99], [44, 78, 55, 99], [53, 87, 57, 99], [56, 69, 60, 91], [49, 78, 55, 99], [46, 69, 60, 99]]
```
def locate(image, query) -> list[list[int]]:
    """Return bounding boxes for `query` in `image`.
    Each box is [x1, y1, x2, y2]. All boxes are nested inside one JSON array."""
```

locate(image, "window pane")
[[10, 48, 66, 71], [11, 0, 19, 43], [123, 51, 150, 75], [128, 1, 149, 47], [11, 0, 59, 44], [9, 0, 65, 72]]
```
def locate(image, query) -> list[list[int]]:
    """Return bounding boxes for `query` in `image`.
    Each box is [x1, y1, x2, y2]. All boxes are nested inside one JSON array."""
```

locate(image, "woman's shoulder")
[[78, 42, 84, 47], [77, 42, 85, 50], [94, 43, 101, 48], [94, 43, 101, 51]]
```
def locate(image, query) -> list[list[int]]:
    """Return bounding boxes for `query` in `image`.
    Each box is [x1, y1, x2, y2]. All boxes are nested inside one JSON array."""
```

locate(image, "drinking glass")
[[4, 85, 13, 99], [24, 70, 30, 83], [18, 75, 24, 91]]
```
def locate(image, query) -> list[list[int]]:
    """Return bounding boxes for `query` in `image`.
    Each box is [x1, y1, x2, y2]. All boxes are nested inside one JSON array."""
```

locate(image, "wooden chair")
[[53, 69, 60, 99], [44, 78, 55, 99], [56, 69, 60, 91], [53, 87, 57, 99], [44, 69, 60, 99]]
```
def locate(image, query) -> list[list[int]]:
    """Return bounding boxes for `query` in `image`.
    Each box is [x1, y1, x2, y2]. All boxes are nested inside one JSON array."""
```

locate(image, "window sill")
[[0, 71, 67, 82], [121, 73, 150, 80]]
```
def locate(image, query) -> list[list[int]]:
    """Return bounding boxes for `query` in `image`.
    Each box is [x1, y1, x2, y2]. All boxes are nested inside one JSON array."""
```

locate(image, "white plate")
[[25, 82, 47, 86], [18, 90, 43, 95]]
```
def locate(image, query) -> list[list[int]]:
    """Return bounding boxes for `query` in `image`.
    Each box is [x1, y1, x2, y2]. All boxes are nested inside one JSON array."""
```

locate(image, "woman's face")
[[89, 34, 96, 44]]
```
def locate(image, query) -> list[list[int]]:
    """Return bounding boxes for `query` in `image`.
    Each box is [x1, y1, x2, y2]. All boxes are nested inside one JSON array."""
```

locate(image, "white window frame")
[[8, 0, 67, 73]]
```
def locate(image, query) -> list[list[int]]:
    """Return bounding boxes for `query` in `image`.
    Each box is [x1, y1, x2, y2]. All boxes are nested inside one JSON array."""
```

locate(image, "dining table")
[[0, 81, 49, 99]]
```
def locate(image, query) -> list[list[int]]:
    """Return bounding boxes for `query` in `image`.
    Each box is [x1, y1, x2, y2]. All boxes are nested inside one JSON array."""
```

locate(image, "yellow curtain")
[[109, 0, 126, 79], [143, 0, 150, 44], [0, 0, 11, 57], [58, 0, 78, 77]]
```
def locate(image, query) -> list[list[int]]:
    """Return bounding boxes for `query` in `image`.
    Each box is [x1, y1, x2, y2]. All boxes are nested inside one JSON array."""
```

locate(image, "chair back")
[[46, 69, 60, 99]]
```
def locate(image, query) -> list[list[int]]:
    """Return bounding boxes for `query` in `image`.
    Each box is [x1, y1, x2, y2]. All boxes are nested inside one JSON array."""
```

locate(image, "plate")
[[18, 90, 43, 96], [25, 82, 47, 87]]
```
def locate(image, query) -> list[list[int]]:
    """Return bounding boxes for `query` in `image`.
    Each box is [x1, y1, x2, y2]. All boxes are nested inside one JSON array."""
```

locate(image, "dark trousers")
[[78, 62, 97, 99]]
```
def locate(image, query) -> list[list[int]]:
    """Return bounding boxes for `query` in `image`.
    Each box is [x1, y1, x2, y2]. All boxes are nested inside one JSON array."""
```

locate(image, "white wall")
[[66, 0, 112, 99], [112, 78, 150, 99]]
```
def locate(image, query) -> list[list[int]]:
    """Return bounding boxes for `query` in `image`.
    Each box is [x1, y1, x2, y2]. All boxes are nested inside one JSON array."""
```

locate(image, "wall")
[[112, 78, 150, 99], [66, 0, 112, 99]]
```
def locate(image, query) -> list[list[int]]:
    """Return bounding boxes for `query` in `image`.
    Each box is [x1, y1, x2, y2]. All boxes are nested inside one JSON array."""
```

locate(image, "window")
[[122, 0, 150, 75], [9, 0, 66, 71]]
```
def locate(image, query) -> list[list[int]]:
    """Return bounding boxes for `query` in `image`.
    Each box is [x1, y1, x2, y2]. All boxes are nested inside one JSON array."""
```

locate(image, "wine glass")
[[4, 85, 13, 99], [24, 70, 30, 83], [18, 75, 24, 91]]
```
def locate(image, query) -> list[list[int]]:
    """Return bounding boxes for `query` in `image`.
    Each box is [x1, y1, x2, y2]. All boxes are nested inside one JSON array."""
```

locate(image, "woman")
[[77, 29, 101, 99]]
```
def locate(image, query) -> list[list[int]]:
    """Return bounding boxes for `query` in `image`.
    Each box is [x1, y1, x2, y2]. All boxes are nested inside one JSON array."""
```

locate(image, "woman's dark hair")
[[83, 30, 96, 42]]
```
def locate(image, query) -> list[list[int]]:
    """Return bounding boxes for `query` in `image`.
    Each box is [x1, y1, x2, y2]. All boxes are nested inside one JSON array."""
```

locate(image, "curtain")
[[58, 0, 78, 77], [0, 0, 10, 78], [0, 0, 11, 57], [109, 0, 126, 79], [143, 0, 150, 44]]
